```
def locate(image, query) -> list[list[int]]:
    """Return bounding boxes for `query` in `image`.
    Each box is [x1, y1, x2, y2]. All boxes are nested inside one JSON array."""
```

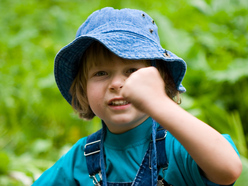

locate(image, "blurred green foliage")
[[0, 0, 247, 185]]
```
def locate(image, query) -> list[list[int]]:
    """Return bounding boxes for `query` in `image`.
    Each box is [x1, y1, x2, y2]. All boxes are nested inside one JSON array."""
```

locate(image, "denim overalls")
[[84, 120, 172, 186]]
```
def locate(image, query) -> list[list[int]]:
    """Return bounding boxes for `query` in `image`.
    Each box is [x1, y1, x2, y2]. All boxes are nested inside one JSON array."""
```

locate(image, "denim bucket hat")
[[54, 7, 186, 104]]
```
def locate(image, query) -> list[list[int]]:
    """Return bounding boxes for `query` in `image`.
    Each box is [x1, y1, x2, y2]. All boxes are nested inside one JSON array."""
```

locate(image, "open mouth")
[[109, 100, 130, 106]]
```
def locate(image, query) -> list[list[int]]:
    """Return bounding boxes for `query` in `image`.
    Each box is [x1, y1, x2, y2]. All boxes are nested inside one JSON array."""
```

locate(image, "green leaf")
[[0, 151, 10, 175]]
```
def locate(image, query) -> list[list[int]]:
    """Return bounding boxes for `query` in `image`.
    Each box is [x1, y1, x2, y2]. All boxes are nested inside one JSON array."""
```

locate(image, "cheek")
[[87, 84, 96, 103], [87, 82, 104, 108], [86, 85, 106, 118]]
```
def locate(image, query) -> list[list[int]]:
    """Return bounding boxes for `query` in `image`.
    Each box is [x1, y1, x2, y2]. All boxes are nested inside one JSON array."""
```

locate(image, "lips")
[[108, 99, 130, 106]]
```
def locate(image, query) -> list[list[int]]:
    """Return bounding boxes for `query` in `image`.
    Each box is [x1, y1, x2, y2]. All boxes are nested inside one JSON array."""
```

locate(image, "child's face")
[[86, 54, 149, 133]]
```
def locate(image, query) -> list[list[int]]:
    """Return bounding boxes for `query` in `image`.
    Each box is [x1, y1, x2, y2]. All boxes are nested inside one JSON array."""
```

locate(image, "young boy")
[[33, 7, 242, 186]]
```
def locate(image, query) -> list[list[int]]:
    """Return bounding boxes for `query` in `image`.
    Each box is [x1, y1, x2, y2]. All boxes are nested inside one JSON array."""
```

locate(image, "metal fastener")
[[163, 52, 170, 58]]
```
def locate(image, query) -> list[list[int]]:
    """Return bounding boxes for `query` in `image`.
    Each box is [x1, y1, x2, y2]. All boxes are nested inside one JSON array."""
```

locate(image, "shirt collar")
[[104, 117, 153, 149]]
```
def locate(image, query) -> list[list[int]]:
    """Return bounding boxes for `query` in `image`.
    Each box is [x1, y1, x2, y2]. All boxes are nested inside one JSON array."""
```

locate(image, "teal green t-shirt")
[[32, 117, 239, 185]]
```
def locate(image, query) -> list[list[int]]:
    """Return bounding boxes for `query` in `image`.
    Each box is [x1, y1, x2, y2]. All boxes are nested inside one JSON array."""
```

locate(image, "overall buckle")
[[89, 172, 102, 186], [84, 139, 101, 156]]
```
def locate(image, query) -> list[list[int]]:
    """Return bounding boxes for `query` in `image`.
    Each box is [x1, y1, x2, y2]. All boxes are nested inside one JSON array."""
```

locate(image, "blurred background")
[[0, 0, 247, 185]]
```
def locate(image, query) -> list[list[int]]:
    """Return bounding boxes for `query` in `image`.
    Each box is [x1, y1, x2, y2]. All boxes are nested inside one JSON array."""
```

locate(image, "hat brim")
[[54, 31, 186, 104]]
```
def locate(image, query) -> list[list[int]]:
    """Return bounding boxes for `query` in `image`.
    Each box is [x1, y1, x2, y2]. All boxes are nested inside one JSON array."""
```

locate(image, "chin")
[[108, 114, 148, 127]]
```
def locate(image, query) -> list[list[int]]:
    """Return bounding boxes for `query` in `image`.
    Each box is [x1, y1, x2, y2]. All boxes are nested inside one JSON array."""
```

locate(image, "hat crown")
[[76, 7, 160, 43]]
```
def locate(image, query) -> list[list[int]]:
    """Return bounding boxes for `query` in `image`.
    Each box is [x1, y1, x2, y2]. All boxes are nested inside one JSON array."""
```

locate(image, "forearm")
[[146, 96, 242, 185]]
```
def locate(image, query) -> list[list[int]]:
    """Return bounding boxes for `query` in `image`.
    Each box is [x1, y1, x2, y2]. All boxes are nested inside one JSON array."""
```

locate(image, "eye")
[[94, 71, 108, 76], [126, 68, 138, 75]]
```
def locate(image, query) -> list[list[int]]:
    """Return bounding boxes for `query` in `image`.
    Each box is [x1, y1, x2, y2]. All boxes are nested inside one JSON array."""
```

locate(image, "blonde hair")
[[70, 41, 180, 120]]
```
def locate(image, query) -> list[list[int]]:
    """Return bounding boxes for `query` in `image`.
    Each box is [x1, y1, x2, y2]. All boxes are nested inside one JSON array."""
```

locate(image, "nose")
[[109, 74, 125, 91]]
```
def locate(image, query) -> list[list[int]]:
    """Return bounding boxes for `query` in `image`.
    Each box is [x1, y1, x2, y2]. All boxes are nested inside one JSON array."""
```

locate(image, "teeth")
[[110, 100, 129, 106]]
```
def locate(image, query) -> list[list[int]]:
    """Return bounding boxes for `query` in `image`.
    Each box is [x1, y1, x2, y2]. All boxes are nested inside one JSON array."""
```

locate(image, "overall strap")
[[156, 126, 168, 169], [84, 129, 103, 184], [84, 125, 167, 185]]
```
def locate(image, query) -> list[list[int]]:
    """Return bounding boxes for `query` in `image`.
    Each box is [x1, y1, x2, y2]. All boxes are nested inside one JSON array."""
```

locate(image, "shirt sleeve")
[[32, 137, 89, 186], [163, 132, 239, 186]]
